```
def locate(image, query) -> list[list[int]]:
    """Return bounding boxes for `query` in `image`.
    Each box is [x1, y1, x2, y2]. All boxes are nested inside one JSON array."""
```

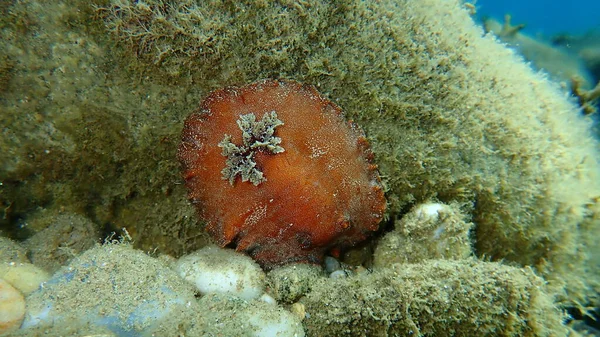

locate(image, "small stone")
[[324, 256, 341, 273], [290, 302, 306, 321], [329, 270, 347, 279], [0, 278, 25, 334], [0, 262, 50, 295], [175, 245, 266, 300], [267, 263, 324, 303], [260, 293, 277, 305]]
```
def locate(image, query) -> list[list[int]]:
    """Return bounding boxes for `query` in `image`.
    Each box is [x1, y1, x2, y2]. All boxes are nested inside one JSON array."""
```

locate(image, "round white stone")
[[175, 246, 266, 300], [414, 203, 448, 220], [247, 305, 305, 337]]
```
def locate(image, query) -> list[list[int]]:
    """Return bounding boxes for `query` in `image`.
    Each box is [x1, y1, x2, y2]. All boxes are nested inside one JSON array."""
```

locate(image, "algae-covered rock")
[[190, 293, 305, 337], [24, 211, 100, 272], [9, 243, 307, 337], [20, 244, 199, 336], [267, 263, 325, 304], [0, 237, 29, 264], [0, 1, 598, 333], [0, 0, 210, 255], [93, 0, 600, 306], [300, 259, 568, 336], [374, 202, 473, 266]]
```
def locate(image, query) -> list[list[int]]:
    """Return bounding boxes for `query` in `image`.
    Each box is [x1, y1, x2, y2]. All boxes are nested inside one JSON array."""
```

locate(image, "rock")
[[0, 278, 25, 334], [174, 245, 266, 300]]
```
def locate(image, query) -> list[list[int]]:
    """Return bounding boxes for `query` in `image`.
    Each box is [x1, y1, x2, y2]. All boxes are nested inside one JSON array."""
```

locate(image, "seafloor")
[[1, 0, 599, 336]]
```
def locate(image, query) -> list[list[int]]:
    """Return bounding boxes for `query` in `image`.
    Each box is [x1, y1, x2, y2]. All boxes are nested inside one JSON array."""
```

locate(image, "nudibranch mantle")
[[178, 79, 386, 269]]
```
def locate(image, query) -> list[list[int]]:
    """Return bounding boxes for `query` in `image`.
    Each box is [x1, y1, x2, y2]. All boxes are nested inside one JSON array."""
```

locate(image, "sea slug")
[[178, 79, 386, 268]]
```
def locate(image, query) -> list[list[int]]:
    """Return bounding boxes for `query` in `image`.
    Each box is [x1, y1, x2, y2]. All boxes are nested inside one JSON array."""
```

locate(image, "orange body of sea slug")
[[178, 79, 386, 269]]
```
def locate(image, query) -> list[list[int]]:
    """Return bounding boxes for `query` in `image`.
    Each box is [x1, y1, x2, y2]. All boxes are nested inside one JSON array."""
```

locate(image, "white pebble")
[[247, 306, 305, 337], [415, 203, 448, 220], [329, 270, 347, 279], [323, 256, 341, 273], [260, 293, 277, 305], [175, 246, 266, 300]]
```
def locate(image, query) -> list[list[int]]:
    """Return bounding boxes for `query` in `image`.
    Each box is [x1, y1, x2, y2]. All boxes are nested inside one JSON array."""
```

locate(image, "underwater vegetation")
[[0, 0, 599, 335], [484, 14, 600, 114], [572, 75, 600, 115], [554, 32, 600, 82]]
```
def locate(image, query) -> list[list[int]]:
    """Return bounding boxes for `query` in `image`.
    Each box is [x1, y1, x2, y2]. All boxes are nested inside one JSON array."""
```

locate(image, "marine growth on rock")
[[178, 79, 386, 269]]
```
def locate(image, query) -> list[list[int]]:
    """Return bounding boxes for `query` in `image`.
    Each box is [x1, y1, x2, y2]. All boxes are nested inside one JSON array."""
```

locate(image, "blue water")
[[477, 0, 600, 36]]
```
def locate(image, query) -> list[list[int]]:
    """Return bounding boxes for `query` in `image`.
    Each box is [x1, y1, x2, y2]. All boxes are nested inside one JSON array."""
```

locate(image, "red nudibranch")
[[177, 79, 386, 269]]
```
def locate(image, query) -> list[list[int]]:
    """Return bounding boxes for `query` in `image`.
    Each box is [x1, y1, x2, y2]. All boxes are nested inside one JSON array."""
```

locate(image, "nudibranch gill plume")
[[177, 79, 386, 269]]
